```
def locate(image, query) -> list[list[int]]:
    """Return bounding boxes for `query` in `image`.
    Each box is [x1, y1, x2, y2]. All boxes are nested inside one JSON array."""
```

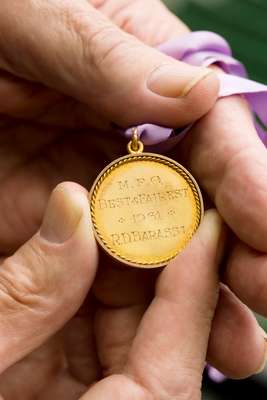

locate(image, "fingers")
[[91, 0, 190, 45], [124, 210, 224, 399], [93, 241, 259, 383], [224, 240, 267, 316], [0, 1, 218, 128], [207, 284, 267, 379], [0, 182, 98, 373], [184, 95, 267, 252]]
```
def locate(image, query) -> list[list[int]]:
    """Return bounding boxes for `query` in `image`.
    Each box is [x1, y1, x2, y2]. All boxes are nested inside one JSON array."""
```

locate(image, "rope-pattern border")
[[90, 155, 203, 267]]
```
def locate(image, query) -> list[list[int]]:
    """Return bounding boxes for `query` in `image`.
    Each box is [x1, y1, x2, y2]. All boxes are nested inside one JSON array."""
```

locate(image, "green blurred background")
[[163, 1, 267, 398], [165, 0, 267, 84]]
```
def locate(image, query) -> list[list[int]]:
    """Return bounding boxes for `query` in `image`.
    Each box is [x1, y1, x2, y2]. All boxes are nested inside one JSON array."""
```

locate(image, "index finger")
[[125, 210, 224, 399]]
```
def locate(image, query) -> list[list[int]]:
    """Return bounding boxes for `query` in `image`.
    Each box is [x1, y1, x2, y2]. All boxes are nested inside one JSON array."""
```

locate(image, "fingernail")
[[40, 185, 83, 243], [256, 328, 267, 374], [147, 64, 213, 98]]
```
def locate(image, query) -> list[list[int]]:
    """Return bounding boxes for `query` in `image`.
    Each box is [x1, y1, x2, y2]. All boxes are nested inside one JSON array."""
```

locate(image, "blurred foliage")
[[164, 0, 267, 84]]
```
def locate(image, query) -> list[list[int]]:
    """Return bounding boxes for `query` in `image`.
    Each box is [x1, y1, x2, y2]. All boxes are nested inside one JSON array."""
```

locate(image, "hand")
[[0, 0, 265, 383], [0, 0, 218, 129], [179, 75, 267, 377], [0, 190, 226, 400]]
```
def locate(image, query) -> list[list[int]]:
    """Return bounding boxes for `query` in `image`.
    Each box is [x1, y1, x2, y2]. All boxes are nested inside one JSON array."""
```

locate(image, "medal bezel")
[[89, 152, 204, 268]]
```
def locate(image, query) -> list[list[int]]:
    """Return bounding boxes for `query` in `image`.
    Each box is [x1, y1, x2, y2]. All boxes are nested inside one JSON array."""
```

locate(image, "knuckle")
[[61, 5, 135, 78], [87, 27, 130, 72], [0, 243, 54, 312]]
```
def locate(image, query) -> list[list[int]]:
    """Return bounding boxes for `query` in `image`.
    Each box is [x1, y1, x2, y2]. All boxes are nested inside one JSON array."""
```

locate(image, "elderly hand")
[[0, 194, 227, 400], [0, 0, 266, 389], [0, 0, 218, 129]]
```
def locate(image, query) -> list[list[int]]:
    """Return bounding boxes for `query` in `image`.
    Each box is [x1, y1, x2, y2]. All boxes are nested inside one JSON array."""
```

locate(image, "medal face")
[[90, 153, 204, 268]]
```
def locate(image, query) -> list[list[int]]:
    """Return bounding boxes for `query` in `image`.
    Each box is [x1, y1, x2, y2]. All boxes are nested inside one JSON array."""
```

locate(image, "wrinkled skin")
[[0, 0, 266, 399]]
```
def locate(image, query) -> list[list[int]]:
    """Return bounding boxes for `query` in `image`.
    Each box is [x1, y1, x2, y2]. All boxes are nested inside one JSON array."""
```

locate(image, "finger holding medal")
[[0, 0, 218, 128]]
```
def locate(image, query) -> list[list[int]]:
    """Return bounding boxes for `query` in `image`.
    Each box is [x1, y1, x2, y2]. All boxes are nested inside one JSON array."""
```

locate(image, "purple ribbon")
[[206, 365, 226, 384], [126, 31, 267, 148]]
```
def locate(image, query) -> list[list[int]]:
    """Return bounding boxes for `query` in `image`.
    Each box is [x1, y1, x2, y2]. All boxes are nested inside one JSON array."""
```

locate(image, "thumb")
[[0, 1, 218, 127], [0, 182, 98, 373]]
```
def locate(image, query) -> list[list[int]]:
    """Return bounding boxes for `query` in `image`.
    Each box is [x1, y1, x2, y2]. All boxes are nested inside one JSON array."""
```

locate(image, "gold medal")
[[89, 128, 204, 268]]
